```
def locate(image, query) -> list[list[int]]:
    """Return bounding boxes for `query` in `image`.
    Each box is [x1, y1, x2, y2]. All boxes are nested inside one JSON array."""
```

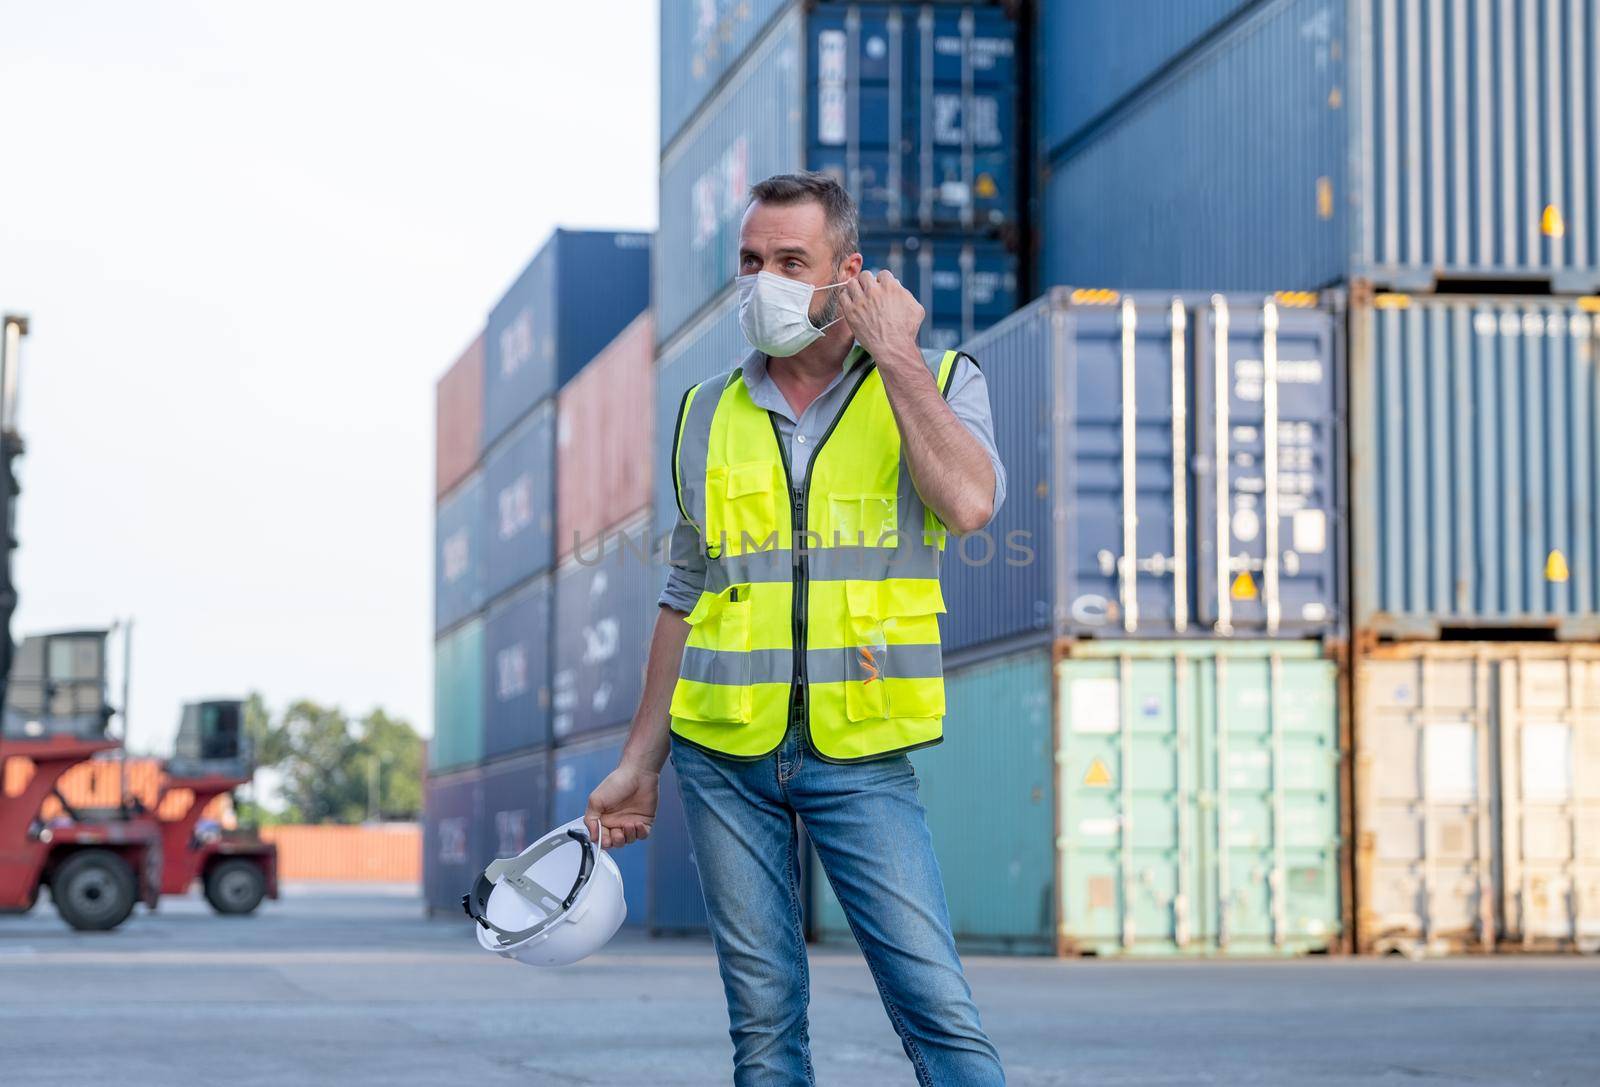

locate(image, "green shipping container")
[[1057, 641, 1341, 957], [810, 647, 1058, 954], [432, 618, 485, 772]]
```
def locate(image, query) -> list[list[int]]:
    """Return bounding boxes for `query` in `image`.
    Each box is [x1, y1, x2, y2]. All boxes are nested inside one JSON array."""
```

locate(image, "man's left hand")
[[840, 269, 925, 366]]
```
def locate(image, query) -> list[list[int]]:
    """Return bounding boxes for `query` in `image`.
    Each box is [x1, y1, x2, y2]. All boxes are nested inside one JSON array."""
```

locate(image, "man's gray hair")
[[747, 171, 860, 264]]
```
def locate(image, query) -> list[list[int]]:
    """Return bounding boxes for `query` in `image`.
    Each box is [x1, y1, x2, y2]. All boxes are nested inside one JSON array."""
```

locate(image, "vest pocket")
[[706, 462, 780, 555], [841, 581, 946, 722], [671, 583, 754, 723], [827, 492, 898, 547]]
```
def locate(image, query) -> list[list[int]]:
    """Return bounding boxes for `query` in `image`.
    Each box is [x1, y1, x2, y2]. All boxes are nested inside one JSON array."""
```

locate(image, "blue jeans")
[[670, 721, 1005, 1086]]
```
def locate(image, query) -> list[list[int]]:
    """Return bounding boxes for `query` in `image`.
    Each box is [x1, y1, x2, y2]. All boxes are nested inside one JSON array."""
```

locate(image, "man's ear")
[[841, 251, 864, 279]]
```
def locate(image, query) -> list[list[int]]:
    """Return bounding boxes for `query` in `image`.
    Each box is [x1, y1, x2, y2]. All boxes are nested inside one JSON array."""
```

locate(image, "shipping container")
[[432, 618, 485, 772], [656, 2, 1019, 343], [478, 750, 550, 872], [4, 756, 233, 825], [648, 754, 710, 934], [552, 730, 649, 926], [1352, 292, 1600, 639], [435, 472, 485, 634], [859, 233, 1019, 350], [483, 230, 652, 449], [1036, 0, 1256, 153], [261, 823, 422, 883], [1354, 642, 1600, 954], [436, 333, 484, 500], [481, 575, 553, 759], [424, 769, 481, 914], [557, 314, 655, 560], [808, 646, 1056, 952], [941, 288, 1345, 653], [661, 0, 791, 149], [1056, 640, 1341, 956], [1041, 0, 1600, 294], [483, 401, 556, 601], [552, 516, 657, 741]]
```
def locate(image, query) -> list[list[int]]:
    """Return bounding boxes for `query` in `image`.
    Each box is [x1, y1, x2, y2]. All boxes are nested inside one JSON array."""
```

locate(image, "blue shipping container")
[[553, 731, 648, 927], [481, 576, 553, 759], [1041, 0, 1600, 294], [942, 288, 1344, 653], [1036, 0, 1255, 154], [478, 750, 550, 870], [656, 2, 1019, 343], [482, 402, 555, 601], [484, 230, 652, 449], [435, 473, 484, 633], [660, 0, 792, 149], [1351, 292, 1600, 638], [552, 517, 657, 741], [648, 754, 710, 934], [424, 770, 481, 914]]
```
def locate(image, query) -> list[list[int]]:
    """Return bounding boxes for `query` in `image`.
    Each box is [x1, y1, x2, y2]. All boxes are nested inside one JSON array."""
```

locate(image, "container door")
[[1063, 297, 1193, 637], [809, 4, 906, 227], [1498, 651, 1600, 949], [1354, 650, 1497, 954], [1055, 652, 1195, 955], [1194, 298, 1342, 637], [1194, 648, 1340, 954]]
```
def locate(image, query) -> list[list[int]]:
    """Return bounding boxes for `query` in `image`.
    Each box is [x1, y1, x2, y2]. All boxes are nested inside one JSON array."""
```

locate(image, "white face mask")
[[737, 270, 847, 357]]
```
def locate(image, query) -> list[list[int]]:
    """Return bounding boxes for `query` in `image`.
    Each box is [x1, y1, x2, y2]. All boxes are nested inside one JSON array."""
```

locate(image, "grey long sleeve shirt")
[[658, 345, 1007, 614]]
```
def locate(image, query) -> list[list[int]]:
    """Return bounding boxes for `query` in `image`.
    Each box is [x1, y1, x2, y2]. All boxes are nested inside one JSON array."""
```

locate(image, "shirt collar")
[[741, 342, 869, 390]]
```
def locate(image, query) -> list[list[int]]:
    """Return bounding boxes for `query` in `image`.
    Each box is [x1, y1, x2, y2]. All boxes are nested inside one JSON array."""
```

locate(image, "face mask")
[[737, 270, 847, 357]]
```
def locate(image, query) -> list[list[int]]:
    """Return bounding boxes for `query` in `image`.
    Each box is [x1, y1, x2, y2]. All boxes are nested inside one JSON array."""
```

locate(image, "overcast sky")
[[0, 1, 658, 753]]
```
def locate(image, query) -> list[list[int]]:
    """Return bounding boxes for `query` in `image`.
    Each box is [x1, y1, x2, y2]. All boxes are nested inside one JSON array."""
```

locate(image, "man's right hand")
[[584, 761, 660, 849]]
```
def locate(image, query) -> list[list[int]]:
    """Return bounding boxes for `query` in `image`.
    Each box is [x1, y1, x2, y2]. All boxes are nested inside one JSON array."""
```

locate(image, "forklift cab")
[[159, 699, 278, 914], [0, 630, 162, 931]]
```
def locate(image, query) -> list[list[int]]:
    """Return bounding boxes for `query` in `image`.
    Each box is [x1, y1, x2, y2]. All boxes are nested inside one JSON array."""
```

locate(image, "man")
[[586, 171, 1007, 1086]]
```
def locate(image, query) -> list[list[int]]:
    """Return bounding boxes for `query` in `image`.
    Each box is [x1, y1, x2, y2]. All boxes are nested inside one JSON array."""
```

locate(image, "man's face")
[[739, 199, 861, 328]]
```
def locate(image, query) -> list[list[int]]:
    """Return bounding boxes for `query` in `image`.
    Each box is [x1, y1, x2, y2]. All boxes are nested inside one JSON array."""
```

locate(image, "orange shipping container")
[[556, 312, 653, 557], [260, 823, 422, 883], [436, 332, 485, 499], [1, 755, 234, 825]]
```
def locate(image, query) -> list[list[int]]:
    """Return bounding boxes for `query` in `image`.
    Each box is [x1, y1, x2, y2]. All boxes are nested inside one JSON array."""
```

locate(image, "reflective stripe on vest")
[[668, 348, 959, 762]]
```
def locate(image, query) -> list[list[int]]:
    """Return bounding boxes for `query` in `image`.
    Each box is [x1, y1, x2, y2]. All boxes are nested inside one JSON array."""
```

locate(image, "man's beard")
[[809, 266, 845, 330]]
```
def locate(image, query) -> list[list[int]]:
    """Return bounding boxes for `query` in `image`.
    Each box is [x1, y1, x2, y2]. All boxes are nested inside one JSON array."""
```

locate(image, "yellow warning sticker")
[[1083, 757, 1113, 788], [975, 173, 998, 198], [1231, 571, 1258, 600], [1543, 204, 1567, 238], [1546, 549, 1571, 583]]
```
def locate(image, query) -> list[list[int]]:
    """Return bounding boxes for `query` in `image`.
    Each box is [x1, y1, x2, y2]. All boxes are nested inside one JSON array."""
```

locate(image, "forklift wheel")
[[52, 849, 138, 932], [205, 859, 267, 915]]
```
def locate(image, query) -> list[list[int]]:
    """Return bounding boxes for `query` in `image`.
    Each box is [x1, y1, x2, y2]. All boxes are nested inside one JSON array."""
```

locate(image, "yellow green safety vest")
[[668, 347, 960, 763]]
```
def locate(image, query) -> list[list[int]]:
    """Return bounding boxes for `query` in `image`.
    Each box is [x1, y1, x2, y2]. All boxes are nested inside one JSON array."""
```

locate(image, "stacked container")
[[809, 288, 1350, 956], [425, 230, 652, 916], [1034, 0, 1600, 955]]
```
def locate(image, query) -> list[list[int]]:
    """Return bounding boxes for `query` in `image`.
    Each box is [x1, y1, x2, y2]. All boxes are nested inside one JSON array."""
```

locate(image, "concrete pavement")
[[0, 885, 1596, 1085]]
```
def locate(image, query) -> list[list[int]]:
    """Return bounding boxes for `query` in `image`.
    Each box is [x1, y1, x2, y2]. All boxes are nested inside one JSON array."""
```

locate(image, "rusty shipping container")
[[1351, 292, 1600, 640], [557, 313, 655, 560], [260, 824, 422, 883], [1355, 641, 1600, 955], [436, 333, 485, 500]]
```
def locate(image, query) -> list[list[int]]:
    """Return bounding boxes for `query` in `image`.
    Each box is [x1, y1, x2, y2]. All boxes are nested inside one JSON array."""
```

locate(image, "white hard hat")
[[461, 817, 626, 966]]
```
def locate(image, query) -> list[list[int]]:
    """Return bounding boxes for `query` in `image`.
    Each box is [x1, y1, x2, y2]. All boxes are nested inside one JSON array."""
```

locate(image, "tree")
[[246, 695, 424, 824]]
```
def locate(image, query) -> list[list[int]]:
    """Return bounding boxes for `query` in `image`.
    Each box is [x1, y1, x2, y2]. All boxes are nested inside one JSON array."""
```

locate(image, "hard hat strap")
[[460, 828, 597, 946]]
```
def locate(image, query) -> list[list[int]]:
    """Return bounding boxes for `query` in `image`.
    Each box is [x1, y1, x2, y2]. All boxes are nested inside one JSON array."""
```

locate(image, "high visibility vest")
[[668, 347, 960, 763]]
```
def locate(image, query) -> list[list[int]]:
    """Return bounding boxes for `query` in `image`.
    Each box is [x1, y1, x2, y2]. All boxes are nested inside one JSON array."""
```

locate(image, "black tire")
[[52, 849, 138, 932], [204, 858, 266, 915]]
